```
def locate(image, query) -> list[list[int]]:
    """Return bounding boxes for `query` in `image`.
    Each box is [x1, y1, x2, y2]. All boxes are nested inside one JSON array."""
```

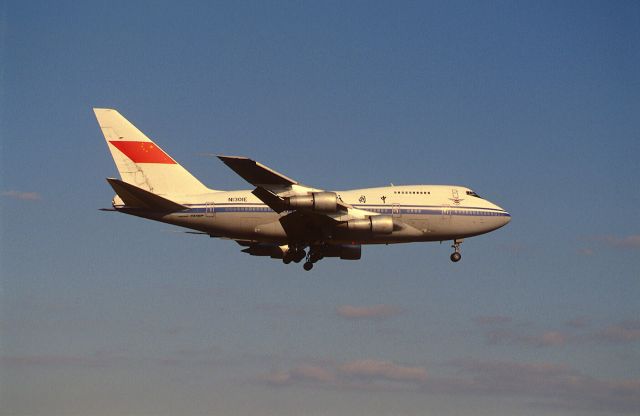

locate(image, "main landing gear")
[[282, 245, 322, 271], [450, 239, 463, 262], [302, 248, 324, 271], [282, 247, 306, 265]]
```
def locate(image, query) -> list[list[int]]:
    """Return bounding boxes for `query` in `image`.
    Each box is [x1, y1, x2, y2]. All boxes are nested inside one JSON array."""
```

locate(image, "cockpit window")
[[466, 190, 482, 198]]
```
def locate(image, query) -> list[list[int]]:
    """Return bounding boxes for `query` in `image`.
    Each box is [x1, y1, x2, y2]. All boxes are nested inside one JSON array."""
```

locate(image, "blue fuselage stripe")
[[179, 204, 511, 217]]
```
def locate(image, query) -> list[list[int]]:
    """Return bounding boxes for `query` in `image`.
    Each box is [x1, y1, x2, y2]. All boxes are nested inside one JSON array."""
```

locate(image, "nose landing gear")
[[450, 239, 463, 262]]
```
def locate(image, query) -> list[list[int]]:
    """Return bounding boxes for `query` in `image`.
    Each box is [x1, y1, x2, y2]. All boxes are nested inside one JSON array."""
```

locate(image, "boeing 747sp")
[[95, 108, 511, 271]]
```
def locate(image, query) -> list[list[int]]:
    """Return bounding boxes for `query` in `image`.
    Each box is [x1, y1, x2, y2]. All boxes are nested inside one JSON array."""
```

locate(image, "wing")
[[217, 155, 352, 214], [217, 156, 298, 187], [217, 156, 396, 246]]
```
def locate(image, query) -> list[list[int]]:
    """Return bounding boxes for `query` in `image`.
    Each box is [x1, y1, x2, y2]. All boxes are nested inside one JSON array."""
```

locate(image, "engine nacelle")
[[285, 192, 338, 213], [344, 215, 394, 235], [322, 244, 362, 260]]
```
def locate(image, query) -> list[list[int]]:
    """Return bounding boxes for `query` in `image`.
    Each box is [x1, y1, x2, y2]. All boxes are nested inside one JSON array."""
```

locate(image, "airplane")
[[94, 108, 511, 271]]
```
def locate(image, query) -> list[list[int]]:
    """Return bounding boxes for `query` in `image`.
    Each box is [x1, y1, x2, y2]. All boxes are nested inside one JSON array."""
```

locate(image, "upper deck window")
[[394, 190, 430, 195]]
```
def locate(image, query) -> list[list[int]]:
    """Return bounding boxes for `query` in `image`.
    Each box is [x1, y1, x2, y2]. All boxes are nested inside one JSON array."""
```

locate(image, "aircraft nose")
[[490, 202, 511, 227]]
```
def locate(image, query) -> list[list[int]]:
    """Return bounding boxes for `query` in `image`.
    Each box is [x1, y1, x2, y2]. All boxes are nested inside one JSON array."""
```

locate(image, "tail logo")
[[109, 141, 176, 164]]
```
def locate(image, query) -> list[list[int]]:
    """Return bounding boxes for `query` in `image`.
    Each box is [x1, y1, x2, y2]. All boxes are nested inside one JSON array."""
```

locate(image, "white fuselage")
[[95, 108, 511, 267], [124, 184, 510, 245]]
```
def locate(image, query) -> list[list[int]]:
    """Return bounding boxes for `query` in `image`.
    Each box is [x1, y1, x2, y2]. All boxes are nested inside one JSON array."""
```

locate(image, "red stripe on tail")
[[109, 141, 176, 164]]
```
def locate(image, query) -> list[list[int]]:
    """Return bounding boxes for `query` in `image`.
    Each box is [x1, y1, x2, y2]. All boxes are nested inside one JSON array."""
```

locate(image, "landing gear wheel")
[[293, 250, 306, 263], [450, 239, 463, 262], [283, 257, 292, 265], [309, 252, 323, 264], [303, 262, 314, 271]]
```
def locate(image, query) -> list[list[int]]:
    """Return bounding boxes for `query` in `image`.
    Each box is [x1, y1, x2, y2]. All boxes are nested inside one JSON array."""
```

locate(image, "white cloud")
[[258, 357, 640, 413], [439, 359, 640, 414], [2, 190, 41, 201], [338, 359, 427, 383], [336, 305, 401, 320], [587, 235, 640, 250], [604, 235, 640, 248], [472, 315, 512, 325], [261, 358, 426, 388], [594, 320, 640, 344]]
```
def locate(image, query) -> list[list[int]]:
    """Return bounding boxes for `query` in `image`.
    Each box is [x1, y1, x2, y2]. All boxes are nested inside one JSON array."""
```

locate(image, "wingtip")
[[217, 155, 250, 161], [93, 107, 116, 113], [217, 155, 254, 166]]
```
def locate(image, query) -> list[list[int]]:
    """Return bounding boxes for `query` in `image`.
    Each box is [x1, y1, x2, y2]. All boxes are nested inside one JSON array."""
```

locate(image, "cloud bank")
[[261, 357, 640, 414], [2, 190, 41, 201], [473, 316, 640, 347], [336, 305, 401, 320], [263, 359, 427, 388]]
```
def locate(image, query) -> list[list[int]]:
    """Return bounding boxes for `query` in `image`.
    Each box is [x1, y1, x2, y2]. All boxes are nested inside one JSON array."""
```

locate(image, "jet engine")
[[326, 244, 361, 260], [285, 192, 338, 213], [342, 215, 394, 235]]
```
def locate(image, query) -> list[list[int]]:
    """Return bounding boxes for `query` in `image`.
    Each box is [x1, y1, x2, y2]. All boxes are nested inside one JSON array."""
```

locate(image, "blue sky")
[[1, 1, 639, 415]]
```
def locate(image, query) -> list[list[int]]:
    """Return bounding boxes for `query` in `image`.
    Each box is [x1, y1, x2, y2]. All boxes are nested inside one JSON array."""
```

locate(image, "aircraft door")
[[205, 202, 215, 218], [392, 203, 401, 218], [441, 205, 452, 222]]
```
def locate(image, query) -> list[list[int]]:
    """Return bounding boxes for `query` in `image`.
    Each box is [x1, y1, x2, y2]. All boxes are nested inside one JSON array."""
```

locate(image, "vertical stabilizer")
[[94, 108, 215, 196]]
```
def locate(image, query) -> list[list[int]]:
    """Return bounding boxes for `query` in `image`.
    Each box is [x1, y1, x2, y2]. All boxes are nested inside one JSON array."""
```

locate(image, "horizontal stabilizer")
[[218, 156, 298, 186], [106, 178, 187, 211]]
